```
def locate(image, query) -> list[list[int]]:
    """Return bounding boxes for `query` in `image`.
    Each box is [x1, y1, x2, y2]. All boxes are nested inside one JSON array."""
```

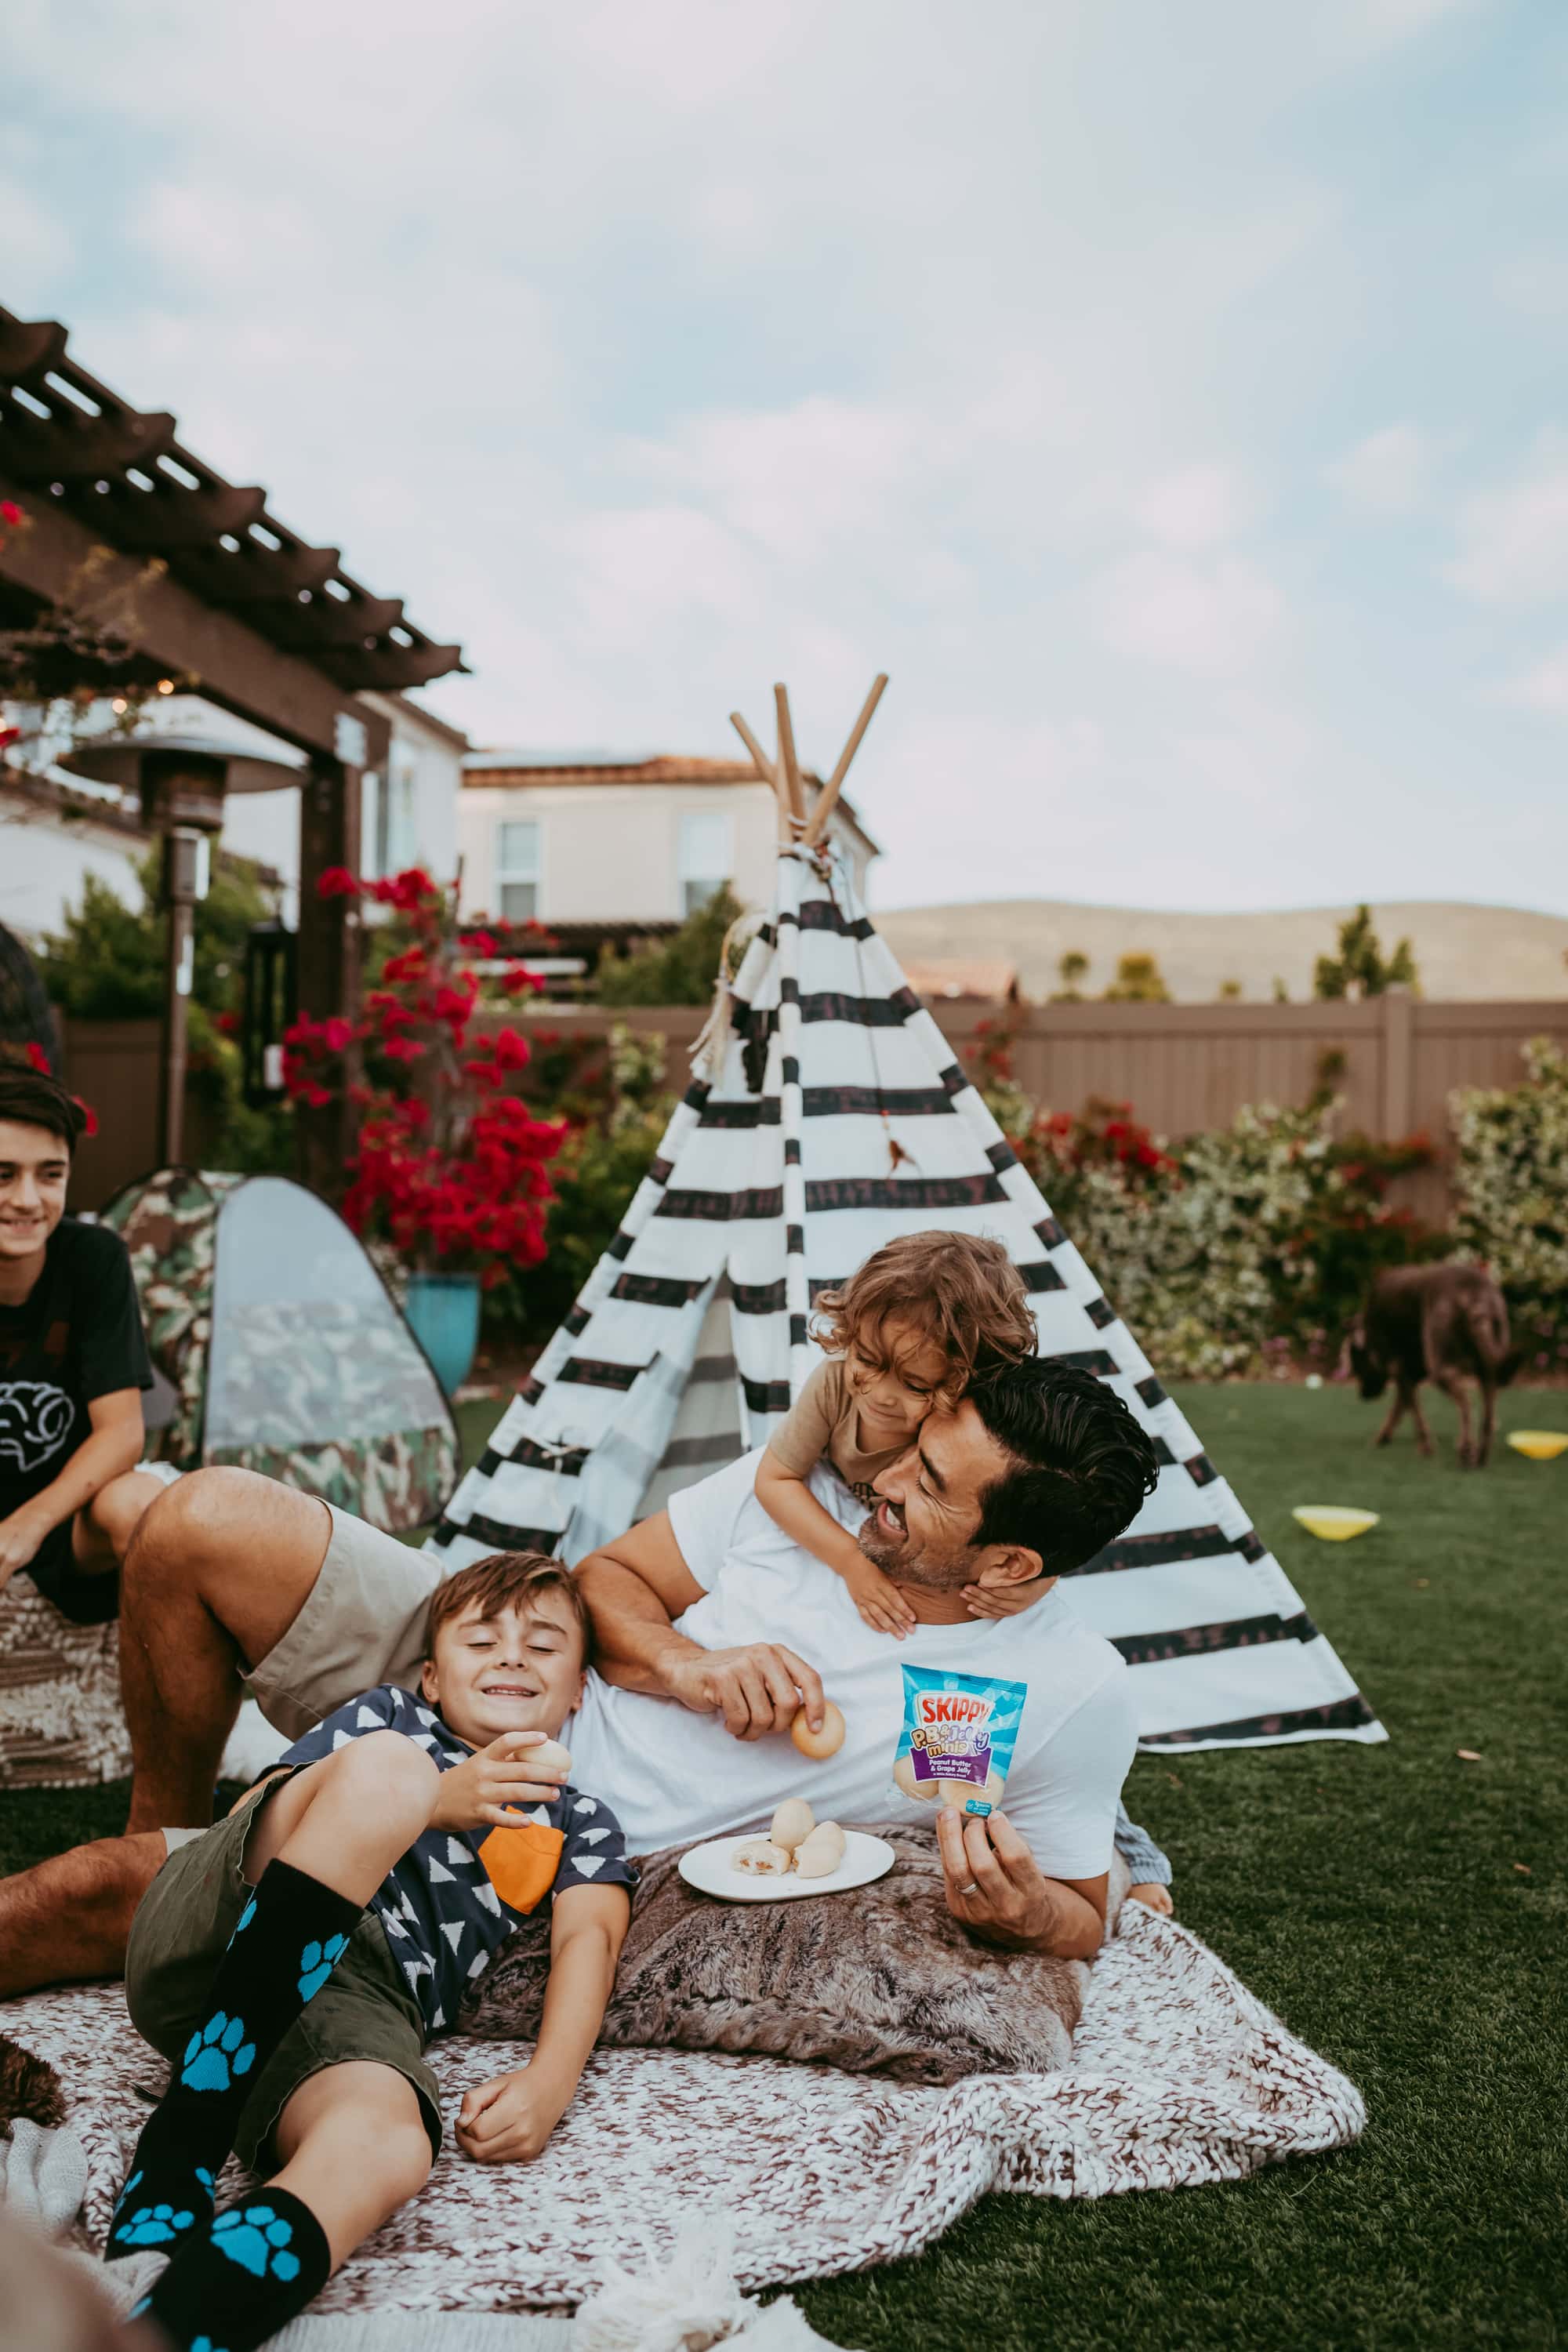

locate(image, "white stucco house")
[[2, 689, 467, 941], [456, 751, 880, 934]]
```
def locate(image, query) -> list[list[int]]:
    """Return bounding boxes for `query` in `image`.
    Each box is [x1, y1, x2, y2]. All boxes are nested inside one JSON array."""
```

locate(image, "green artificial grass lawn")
[[5, 1382, 1566, 2349]]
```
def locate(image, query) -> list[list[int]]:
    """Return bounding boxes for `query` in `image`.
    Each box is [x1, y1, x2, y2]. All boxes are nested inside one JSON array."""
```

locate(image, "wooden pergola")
[[0, 303, 465, 1188]]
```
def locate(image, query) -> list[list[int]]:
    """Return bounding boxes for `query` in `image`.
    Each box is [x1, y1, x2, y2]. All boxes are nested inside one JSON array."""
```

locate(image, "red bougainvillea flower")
[[0, 501, 22, 528], [24, 1042, 51, 1073], [381, 948, 430, 985], [75, 1096, 100, 1138], [368, 867, 441, 914], [285, 868, 561, 1278]]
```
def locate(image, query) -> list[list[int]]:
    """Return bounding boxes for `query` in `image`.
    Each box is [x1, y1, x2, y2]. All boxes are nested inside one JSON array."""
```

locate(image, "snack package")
[[891, 1666, 1027, 1818]]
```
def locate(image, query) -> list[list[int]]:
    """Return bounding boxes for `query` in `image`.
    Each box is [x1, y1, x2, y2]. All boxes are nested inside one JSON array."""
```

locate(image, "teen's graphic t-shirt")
[[0, 1218, 151, 1518]]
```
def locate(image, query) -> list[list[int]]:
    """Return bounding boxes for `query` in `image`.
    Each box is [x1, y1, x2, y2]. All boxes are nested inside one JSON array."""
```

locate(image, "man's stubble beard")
[[856, 1518, 975, 1595]]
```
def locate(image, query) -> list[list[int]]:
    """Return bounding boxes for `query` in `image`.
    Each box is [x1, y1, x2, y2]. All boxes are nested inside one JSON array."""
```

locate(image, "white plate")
[[678, 1830, 897, 1903]]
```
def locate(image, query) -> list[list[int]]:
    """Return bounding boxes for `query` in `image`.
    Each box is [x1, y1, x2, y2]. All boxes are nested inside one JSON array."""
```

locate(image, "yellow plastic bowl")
[[1507, 1430, 1568, 1463], [1292, 1505, 1381, 1542]]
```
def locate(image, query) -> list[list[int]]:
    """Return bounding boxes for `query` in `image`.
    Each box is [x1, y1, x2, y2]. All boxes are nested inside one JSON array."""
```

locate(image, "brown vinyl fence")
[[487, 993, 1568, 1229], [61, 1018, 222, 1210], [64, 996, 1568, 1225]]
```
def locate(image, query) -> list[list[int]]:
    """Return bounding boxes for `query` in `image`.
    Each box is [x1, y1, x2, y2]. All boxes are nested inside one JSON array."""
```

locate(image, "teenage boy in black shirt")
[[0, 1065, 162, 1623]]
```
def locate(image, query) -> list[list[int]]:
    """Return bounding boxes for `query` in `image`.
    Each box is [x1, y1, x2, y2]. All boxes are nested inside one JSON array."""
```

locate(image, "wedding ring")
[[956, 1881, 980, 1896]]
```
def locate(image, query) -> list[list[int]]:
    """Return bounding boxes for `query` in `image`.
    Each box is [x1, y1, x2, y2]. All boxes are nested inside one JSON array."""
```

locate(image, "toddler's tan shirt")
[[766, 1358, 911, 1503]]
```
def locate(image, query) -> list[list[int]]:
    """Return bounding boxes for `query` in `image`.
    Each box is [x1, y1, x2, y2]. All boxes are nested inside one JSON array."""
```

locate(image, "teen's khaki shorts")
[[126, 1781, 441, 2166], [246, 1504, 445, 1743]]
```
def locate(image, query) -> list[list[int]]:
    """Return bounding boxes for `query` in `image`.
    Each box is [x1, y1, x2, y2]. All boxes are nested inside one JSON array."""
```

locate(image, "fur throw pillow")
[[0, 2034, 65, 2129], [459, 1821, 1123, 2085]]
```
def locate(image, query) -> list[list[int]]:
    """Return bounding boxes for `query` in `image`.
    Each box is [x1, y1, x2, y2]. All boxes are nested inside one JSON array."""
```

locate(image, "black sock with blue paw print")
[[107, 1860, 361, 2262], [131, 2186, 332, 2351]]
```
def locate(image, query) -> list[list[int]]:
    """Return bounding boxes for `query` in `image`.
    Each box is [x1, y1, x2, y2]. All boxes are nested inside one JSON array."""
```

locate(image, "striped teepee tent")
[[430, 681, 1383, 1752]]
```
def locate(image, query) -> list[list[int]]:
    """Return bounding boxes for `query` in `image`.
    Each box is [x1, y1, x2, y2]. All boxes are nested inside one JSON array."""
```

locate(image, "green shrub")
[[975, 1022, 1440, 1377], [39, 852, 294, 1174], [485, 1023, 674, 1345], [597, 886, 751, 1006], [1312, 902, 1419, 1000], [1451, 1036, 1568, 1376]]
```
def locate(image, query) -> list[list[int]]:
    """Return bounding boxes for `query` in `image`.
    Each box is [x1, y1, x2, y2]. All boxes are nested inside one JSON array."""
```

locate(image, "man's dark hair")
[[969, 1358, 1160, 1574], [0, 1065, 86, 1154]]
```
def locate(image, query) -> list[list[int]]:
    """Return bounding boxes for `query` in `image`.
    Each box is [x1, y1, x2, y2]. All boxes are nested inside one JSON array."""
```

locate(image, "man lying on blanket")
[[0, 1356, 1173, 1996]]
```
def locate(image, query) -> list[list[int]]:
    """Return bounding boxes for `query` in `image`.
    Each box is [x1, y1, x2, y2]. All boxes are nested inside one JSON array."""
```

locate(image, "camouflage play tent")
[[102, 1169, 459, 1532]]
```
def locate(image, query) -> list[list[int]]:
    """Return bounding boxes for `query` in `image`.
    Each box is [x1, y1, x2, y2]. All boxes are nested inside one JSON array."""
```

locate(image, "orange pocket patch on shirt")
[[478, 1821, 565, 1915]]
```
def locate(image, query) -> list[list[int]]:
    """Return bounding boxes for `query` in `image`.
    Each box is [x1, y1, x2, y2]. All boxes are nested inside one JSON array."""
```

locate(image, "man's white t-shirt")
[[568, 1449, 1136, 1879]]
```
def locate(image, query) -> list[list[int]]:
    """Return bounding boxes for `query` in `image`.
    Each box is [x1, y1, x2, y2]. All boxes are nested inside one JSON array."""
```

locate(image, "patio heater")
[[61, 732, 303, 1163]]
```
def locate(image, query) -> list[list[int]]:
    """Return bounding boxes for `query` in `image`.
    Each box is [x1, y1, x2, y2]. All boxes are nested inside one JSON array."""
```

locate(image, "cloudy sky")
[[6, 0, 1568, 912]]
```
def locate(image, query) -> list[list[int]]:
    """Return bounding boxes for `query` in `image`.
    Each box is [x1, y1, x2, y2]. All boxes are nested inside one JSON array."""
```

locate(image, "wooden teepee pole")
[[729, 707, 793, 845], [774, 682, 806, 829], [802, 673, 888, 847]]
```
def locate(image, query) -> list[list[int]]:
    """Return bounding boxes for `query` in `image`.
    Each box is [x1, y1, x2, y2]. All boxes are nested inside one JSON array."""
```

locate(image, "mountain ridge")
[[873, 898, 1568, 1004]]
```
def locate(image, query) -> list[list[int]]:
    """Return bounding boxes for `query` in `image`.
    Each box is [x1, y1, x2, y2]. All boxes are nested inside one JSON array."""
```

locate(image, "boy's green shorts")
[[125, 1780, 443, 2168]]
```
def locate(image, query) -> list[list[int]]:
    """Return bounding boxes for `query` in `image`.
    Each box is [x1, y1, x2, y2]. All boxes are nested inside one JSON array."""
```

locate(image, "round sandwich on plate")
[[680, 1827, 895, 1902]]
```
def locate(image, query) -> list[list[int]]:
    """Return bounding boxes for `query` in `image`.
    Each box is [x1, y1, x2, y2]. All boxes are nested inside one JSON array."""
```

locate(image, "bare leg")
[[242, 1730, 440, 1900], [118, 1471, 335, 1834], [269, 2061, 433, 2271], [1432, 1369, 1475, 1466], [1374, 1386, 1410, 1447], [70, 1467, 177, 1576], [0, 1833, 166, 1998]]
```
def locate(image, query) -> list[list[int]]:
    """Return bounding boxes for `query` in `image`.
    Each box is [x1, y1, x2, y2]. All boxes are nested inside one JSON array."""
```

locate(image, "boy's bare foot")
[[1127, 1881, 1174, 1915]]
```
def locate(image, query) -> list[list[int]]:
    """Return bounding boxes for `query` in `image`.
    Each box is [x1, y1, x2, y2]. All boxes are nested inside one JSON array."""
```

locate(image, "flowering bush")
[[490, 1022, 674, 1343], [1450, 1037, 1568, 1377], [967, 1025, 1439, 1377], [283, 868, 563, 1287]]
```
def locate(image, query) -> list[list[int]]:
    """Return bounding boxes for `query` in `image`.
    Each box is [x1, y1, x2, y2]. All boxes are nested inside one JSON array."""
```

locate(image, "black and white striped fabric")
[[429, 849, 1384, 1753]]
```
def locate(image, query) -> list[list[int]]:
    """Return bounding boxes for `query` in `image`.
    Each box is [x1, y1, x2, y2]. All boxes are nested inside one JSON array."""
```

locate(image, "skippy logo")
[[0, 1381, 76, 1475], [892, 1667, 1028, 1817], [910, 1686, 996, 1773]]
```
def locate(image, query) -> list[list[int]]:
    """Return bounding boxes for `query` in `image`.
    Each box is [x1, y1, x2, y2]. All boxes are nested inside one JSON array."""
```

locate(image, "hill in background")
[[873, 899, 1568, 1004]]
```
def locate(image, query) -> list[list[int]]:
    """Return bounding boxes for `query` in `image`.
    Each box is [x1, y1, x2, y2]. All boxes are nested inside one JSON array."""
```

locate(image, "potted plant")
[[283, 867, 562, 1395]]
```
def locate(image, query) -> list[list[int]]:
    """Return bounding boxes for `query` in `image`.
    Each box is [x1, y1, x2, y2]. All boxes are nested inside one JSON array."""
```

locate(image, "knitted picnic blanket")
[[2, 1903, 1363, 2314]]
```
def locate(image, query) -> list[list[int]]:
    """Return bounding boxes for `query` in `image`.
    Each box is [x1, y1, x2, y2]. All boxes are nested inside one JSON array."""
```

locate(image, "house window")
[[677, 808, 733, 916], [369, 747, 419, 878], [496, 818, 541, 921]]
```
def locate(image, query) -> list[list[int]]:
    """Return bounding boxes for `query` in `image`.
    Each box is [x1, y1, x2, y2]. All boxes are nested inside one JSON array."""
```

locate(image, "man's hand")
[[0, 1506, 50, 1591], [427, 1732, 571, 1833], [935, 1807, 1105, 1958], [935, 1807, 1051, 1948], [663, 1642, 826, 1741], [456, 2064, 568, 2163]]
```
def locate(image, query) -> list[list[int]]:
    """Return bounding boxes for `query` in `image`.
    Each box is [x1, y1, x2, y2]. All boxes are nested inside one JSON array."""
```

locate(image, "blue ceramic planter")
[[404, 1271, 481, 1397]]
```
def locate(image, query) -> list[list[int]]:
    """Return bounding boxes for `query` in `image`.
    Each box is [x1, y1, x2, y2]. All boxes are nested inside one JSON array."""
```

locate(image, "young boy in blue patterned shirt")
[[109, 1550, 636, 2351]]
